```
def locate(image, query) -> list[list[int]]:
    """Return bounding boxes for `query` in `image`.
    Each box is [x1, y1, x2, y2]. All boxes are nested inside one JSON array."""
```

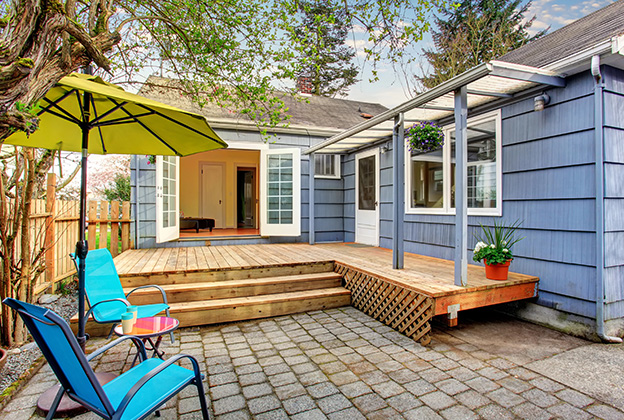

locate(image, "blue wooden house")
[[133, 2, 624, 341]]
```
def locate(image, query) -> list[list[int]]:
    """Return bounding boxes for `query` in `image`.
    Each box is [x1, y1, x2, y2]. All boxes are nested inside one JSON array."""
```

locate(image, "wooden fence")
[[28, 174, 133, 294]]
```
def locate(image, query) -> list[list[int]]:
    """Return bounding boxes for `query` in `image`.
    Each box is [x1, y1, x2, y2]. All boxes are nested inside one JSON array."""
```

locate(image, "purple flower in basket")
[[405, 121, 444, 153]]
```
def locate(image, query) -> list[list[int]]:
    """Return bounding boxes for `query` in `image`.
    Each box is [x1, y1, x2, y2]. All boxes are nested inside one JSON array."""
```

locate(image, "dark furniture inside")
[[180, 217, 215, 233]]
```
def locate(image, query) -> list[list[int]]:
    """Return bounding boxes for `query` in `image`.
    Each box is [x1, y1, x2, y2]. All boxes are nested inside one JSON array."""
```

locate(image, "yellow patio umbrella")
[[4, 72, 227, 350]]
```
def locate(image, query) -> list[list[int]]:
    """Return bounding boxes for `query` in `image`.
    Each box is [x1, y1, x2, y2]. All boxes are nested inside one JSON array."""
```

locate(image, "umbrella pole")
[[76, 93, 91, 351]]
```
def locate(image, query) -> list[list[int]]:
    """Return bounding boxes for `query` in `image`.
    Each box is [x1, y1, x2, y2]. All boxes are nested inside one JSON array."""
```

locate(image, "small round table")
[[114, 316, 179, 362]]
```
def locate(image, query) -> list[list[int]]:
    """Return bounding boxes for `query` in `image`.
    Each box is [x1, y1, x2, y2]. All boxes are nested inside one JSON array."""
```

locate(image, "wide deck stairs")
[[73, 261, 351, 337]]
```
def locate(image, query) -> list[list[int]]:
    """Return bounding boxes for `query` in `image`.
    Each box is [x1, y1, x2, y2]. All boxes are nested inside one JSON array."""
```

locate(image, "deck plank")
[[115, 243, 538, 317]]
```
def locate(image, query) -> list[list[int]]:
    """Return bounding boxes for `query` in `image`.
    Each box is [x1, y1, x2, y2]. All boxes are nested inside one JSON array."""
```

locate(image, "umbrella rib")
[[89, 95, 107, 154], [40, 92, 82, 125], [89, 101, 129, 125], [135, 103, 225, 145], [109, 99, 180, 155], [93, 112, 155, 127], [42, 108, 82, 125]]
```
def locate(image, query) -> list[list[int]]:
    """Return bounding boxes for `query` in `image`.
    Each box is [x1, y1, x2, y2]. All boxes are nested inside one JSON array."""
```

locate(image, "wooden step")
[[72, 287, 351, 336], [120, 261, 335, 288], [124, 272, 344, 305]]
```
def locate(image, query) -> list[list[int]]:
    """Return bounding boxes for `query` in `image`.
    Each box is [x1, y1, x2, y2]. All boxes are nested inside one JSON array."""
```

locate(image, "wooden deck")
[[114, 243, 538, 340]]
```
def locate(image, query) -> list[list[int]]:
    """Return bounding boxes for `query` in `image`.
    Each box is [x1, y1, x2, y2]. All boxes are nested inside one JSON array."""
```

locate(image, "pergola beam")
[[467, 89, 514, 98], [488, 65, 565, 87]]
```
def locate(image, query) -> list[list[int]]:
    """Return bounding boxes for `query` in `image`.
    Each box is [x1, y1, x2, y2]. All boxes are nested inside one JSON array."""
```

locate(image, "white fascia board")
[[543, 39, 613, 75]]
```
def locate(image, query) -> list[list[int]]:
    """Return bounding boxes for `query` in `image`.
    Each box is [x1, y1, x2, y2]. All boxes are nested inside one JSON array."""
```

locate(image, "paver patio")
[[1, 306, 623, 420]]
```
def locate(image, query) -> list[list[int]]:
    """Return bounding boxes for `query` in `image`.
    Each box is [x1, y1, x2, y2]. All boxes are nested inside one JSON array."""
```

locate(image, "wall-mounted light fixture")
[[380, 142, 391, 154], [534, 93, 550, 112]]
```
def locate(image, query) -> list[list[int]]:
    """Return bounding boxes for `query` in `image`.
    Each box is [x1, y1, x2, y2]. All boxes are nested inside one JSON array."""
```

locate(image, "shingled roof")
[[500, 0, 624, 68], [139, 76, 388, 132]]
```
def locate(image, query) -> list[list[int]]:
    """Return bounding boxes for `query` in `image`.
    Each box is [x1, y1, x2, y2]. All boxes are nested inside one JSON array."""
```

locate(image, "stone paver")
[[2, 306, 623, 420]]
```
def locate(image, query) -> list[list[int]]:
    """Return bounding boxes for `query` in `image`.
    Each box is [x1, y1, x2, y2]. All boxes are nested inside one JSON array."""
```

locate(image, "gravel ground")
[[0, 284, 78, 394]]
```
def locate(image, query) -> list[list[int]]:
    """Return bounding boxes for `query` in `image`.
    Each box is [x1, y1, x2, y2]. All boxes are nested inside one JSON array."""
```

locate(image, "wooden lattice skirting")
[[335, 262, 434, 346]]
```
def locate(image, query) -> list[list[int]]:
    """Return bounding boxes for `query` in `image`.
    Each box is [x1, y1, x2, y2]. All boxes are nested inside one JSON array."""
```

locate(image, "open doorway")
[[237, 167, 256, 228]]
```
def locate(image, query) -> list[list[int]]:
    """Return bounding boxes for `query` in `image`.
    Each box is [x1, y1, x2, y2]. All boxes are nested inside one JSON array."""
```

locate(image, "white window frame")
[[314, 154, 341, 179], [405, 110, 502, 216]]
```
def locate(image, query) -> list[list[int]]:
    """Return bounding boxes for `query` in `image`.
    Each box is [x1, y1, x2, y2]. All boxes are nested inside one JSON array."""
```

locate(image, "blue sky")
[[345, 0, 616, 107]]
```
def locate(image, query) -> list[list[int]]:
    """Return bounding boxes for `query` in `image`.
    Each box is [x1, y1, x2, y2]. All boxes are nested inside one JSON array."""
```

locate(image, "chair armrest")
[[87, 336, 147, 362], [115, 354, 203, 416], [85, 298, 131, 322], [126, 285, 169, 307]]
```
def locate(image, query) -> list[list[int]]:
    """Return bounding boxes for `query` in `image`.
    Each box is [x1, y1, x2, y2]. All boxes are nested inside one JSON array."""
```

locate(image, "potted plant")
[[473, 219, 523, 280], [405, 121, 444, 153]]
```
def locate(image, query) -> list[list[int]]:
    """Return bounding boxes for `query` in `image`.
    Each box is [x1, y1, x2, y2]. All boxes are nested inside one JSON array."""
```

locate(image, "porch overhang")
[[305, 60, 565, 286], [303, 60, 565, 155]]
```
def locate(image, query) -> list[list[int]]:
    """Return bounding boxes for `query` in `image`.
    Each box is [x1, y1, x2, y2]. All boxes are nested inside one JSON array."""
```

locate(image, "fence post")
[[88, 201, 97, 250], [110, 201, 120, 257], [122, 202, 130, 251], [99, 201, 109, 249], [44, 174, 56, 291]]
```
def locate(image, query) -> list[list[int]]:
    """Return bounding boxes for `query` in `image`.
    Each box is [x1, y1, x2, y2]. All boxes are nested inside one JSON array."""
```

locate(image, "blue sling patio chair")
[[71, 248, 173, 341], [2, 298, 210, 420]]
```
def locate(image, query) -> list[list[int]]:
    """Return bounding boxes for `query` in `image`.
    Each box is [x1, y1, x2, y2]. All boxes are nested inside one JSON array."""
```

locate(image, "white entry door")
[[355, 149, 379, 246], [201, 163, 225, 228], [260, 148, 301, 236], [156, 156, 179, 243]]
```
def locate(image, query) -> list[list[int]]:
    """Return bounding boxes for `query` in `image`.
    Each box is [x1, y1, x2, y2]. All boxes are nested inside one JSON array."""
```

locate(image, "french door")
[[260, 148, 301, 236], [156, 156, 179, 243]]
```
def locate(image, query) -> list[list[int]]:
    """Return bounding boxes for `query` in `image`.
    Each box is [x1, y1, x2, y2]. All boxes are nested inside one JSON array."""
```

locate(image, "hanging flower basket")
[[405, 122, 444, 153]]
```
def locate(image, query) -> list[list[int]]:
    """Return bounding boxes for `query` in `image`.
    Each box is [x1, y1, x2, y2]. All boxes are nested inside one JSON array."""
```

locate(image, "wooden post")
[[121, 201, 130, 252], [44, 173, 57, 290], [110, 201, 120, 257], [99, 201, 109, 249], [88, 201, 97, 250]]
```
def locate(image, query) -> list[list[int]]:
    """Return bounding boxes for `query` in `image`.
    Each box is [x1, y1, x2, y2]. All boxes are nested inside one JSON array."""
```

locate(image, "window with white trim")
[[314, 154, 340, 179], [406, 110, 502, 215]]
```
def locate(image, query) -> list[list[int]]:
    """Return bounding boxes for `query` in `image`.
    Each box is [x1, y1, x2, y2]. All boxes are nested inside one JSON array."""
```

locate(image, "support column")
[[454, 86, 468, 287], [309, 154, 315, 245], [392, 113, 405, 269]]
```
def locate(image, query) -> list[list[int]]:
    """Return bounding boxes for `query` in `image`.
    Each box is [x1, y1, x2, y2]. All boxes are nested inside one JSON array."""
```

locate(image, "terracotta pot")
[[0, 347, 7, 371], [484, 259, 511, 281]]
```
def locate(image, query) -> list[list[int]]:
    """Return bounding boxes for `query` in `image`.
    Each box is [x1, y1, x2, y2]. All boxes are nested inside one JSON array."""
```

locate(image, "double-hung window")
[[406, 110, 501, 215], [314, 154, 340, 179]]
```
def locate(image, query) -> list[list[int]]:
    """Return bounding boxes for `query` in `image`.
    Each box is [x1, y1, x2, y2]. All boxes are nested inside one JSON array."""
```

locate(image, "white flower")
[[502, 240, 507, 246], [474, 241, 487, 252], [503, 248, 509, 253], [490, 244, 495, 249]]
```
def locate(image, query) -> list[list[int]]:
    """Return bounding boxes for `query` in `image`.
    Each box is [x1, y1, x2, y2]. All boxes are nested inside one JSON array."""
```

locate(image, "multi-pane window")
[[407, 111, 501, 215], [314, 154, 340, 178], [267, 154, 293, 224], [162, 156, 177, 228]]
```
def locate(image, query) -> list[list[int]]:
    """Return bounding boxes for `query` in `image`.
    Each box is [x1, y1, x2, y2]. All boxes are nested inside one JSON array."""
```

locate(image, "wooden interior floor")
[[114, 243, 539, 318]]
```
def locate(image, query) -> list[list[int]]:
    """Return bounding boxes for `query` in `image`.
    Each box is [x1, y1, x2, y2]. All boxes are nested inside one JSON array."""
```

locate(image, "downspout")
[[591, 55, 622, 343], [134, 155, 141, 249]]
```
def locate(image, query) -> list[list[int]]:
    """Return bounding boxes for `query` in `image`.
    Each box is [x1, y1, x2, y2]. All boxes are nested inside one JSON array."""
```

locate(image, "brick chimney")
[[296, 75, 313, 95]]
